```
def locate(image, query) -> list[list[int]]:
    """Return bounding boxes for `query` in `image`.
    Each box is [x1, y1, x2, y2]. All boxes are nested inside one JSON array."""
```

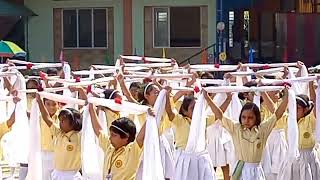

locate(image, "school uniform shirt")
[[40, 112, 59, 151], [0, 121, 11, 139], [279, 113, 316, 150], [99, 130, 142, 180], [172, 114, 215, 150], [50, 124, 81, 171], [221, 114, 277, 163], [260, 101, 286, 129]]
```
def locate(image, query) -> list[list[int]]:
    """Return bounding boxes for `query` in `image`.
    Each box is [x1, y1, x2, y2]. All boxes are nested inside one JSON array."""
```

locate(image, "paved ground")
[[0, 162, 225, 179]]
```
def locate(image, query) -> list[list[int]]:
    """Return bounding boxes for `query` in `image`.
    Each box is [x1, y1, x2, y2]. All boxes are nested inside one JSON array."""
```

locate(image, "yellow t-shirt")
[[260, 101, 286, 129], [40, 113, 59, 151], [50, 124, 81, 171], [221, 115, 277, 163], [0, 121, 11, 139], [172, 114, 215, 150], [99, 131, 142, 180]]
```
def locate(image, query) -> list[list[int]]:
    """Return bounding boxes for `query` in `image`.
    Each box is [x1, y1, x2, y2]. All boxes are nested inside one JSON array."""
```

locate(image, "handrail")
[[179, 43, 216, 65]]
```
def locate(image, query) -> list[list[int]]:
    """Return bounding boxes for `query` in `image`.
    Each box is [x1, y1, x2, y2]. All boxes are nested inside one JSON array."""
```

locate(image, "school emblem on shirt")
[[303, 132, 310, 139], [256, 142, 261, 149], [67, 144, 74, 151], [115, 160, 122, 168]]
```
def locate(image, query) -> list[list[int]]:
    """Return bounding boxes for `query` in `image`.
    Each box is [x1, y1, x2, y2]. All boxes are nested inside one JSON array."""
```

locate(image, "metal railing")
[[179, 43, 216, 65]]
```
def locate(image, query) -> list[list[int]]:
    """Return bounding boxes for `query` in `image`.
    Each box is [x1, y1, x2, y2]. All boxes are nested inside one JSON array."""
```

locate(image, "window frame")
[[152, 6, 202, 49], [61, 8, 108, 49]]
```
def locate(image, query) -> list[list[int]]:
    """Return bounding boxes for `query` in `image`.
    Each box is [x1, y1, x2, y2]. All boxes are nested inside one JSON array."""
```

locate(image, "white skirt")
[[42, 151, 54, 180], [136, 134, 175, 180], [240, 162, 266, 180], [174, 149, 216, 180], [207, 122, 235, 167], [51, 169, 82, 180], [261, 129, 288, 179], [277, 148, 320, 180]]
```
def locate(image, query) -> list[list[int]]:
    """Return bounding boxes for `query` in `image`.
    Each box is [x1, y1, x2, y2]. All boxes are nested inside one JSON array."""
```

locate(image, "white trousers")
[[51, 169, 82, 180], [240, 162, 266, 180]]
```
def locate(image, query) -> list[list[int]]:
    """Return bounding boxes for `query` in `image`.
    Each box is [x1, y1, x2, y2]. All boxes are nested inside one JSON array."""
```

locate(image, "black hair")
[[103, 89, 118, 99], [58, 108, 82, 131], [140, 83, 155, 105], [179, 96, 196, 118], [238, 80, 264, 103], [129, 82, 142, 90], [200, 72, 214, 79], [296, 94, 314, 118], [46, 68, 58, 76], [110, 117, 136, 143], [239, 102, 261, 126], [26, 78, 40, 89]]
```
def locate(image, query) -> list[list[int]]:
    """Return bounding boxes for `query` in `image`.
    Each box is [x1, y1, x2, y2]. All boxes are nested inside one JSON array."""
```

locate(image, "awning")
[[0, 0, 37, 17]]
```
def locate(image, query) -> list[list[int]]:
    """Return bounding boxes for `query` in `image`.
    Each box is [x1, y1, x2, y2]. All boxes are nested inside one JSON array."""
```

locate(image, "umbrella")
[[0, 40, 26, 57]]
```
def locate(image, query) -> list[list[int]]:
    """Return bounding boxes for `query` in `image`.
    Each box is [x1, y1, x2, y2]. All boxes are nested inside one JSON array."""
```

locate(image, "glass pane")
[[79, 9, 92, 47], [94, 9, 107, 47], [170, 7, 201, 47], [63, 10, 77, 47], [154, 8, 169, 47]]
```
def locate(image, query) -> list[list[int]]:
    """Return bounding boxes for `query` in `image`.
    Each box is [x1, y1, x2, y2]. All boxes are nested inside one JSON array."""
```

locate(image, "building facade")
[[24, 0, 217, 69]]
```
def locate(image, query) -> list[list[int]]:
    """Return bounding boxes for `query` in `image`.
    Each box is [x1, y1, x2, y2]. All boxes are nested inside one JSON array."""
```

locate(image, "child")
[[88, 103, 148, 180], [204, 88, 288, 180], [40, 98, 60, 180], [36, 93, 82, 180]]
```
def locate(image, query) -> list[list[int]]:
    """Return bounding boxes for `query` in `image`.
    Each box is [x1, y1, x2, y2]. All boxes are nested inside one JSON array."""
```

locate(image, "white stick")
[[38, 92, 86, 105], [120, 55, 172, 63]]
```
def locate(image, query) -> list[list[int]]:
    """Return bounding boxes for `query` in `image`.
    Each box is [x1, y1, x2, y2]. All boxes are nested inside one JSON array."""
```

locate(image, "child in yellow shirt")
[[88, 103, 148, 180], [204, 88, 288, 180], [36, 93, 82, 180], [41, 98, 60, 180]]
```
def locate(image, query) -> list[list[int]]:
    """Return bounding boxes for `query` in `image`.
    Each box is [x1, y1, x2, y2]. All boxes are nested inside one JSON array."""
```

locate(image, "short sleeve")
[[50, 123, 62, 137], [221, 116, 237, 134], [172, 113, 184, 127], [206, 114, 216, 127], [0, 122, 10, 139], [98, 130, 111, 152], [260, 114, 277, 137]]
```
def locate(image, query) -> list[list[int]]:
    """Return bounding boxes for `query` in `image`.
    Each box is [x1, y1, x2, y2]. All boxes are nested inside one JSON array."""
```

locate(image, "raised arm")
[[116, 73, 139, 104], [309, 79, 317, 115], [164, 86, 175, 121], [88, 103, 103, 137], [275, 88, 288, 120], [203, 90, 223, 120], [219, 93, 232, 113], [136, 108, 155, 148], [173, 90, 191, 103], [261, 91, 276, 113], [36, 93, 53, 127], [6, 97, 20, 128]]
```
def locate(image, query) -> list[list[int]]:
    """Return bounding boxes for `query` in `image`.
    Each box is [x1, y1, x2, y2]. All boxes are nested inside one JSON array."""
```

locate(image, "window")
[[63, 8, 107, 48], [153, 7, 201, 48], [243, 11, 250, 48]]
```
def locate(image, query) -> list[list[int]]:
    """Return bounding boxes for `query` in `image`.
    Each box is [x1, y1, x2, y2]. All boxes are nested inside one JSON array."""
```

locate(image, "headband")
[[144, 83, 153, 97], [61, 108, 75, 122], [296, 96, 308, 107], [110, 124, 129, 137], [108, 90, 118, 99]]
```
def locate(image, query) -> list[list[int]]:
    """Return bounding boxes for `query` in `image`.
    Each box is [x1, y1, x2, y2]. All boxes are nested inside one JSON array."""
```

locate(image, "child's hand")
[[69, 86, 80, 92], [147, 108, 155, 117], [202, 89, 209, 99], [116, 73, 124, 82], [35, 93, 41, 102], [296, 61, 304, 69], [223, 72, 232, 80], [13, 96, 21, 104], [164, 86, 172, 94], [10, 89, 18, 97]]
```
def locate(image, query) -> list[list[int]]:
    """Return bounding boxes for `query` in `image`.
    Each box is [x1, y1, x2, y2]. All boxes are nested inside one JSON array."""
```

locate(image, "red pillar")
[[123, 0, 133, 55]]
